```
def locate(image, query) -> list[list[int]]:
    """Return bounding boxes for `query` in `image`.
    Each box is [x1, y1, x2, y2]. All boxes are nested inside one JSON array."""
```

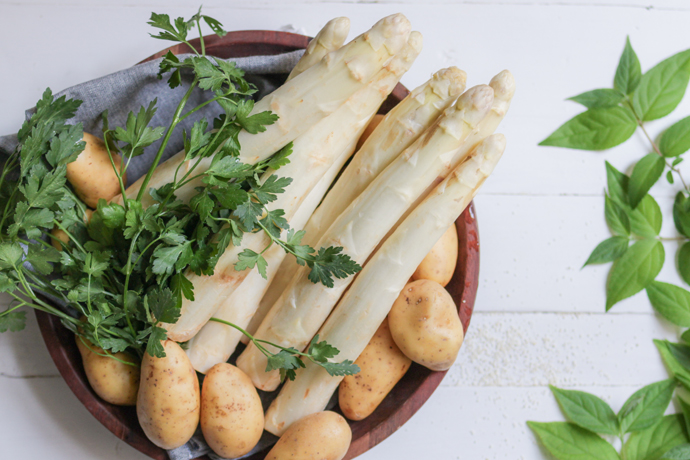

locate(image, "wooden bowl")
[[35, 30, 480, 460]]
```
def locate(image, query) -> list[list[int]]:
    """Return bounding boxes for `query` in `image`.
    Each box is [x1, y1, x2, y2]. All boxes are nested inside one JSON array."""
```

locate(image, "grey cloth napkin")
[[0, 48, 316, 460]]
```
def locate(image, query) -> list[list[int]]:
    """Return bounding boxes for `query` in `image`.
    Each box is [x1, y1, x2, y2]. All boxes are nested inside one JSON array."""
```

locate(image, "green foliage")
[[542, 38, 690, 316]]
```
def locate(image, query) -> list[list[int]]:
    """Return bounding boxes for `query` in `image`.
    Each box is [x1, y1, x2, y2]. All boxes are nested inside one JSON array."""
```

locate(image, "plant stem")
[[135, 79, 198, 202], [638, 122, 689, 191]]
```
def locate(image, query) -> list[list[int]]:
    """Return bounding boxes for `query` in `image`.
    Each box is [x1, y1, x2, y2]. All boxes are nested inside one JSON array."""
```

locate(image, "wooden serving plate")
[[35, 30, 480, 460]]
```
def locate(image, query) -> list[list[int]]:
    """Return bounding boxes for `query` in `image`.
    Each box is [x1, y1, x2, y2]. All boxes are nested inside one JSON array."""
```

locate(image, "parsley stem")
[[177, 93, 233, 123], [135, 78, 198, 202], [197, 19, 206, 56], [53, 220, 87, 254], [103, 137, 128, 209], [121, 232, 142, 338]]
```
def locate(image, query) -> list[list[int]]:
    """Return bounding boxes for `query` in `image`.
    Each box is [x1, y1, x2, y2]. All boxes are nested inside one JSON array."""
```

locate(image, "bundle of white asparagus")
[[112, 11, 513, 441]]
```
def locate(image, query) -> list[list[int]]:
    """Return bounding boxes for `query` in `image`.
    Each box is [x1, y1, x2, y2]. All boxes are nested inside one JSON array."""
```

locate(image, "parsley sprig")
[[209, 317, 360, 381]]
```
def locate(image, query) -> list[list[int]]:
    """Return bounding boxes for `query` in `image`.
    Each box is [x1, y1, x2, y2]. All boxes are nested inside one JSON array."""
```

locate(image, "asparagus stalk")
[[165, 33, 423, 343], [117, 14, 411, 205], [287, 17, 351, 81], [186, 142, 357, 372], [254, 67, 468, 319], [237, 84, 495, 391], [264, 134, 507, 435]]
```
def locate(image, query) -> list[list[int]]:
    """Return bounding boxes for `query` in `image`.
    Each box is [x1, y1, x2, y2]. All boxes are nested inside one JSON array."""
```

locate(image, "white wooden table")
[[1, 0, 689, 458]]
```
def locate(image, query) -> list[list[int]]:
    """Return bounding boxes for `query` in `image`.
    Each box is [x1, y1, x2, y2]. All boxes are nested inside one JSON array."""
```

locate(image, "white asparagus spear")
[[371, 69, 516, 255], [165, 33, 423, 342], [186, 142, 356, 373], [298, 66, 467, 250], [264, 134, 507, 435], [117, 14, 411, 206], [237, 85, 495, 391], [250, 68, 469, 328], [287, 17, 351, 82]]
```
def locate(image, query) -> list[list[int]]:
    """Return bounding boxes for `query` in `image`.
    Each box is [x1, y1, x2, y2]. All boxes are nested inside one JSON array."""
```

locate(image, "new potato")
[[412, 224, 458, 286], [66, 132, 126, 208], [339, 317, 411, 420], [137, 340, 200, 449], [75, 335, 139, 406], [201, 363, 264, 458], [265, 411, 351, 460], [388, 279, 464, 371]]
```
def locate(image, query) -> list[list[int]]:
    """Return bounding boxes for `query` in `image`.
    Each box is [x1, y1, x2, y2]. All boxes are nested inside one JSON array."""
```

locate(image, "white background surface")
[[1, 0, 690, 458]]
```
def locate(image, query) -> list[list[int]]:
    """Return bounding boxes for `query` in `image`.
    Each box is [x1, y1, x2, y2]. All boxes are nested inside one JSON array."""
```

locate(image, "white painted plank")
[[448, 312, 677, 388]]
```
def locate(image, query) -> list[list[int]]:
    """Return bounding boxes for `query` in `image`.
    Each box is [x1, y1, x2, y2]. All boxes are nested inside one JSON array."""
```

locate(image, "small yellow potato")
[[201, 363, 264, 458], [412, 224, 458, 287], [66, 132, 126, 208], [265, 411, 351, 460], [388, 279, 464, 371], [51, 209, 93, 251], [75, 334, 140, 406], [137, 340, 200, 449], [356, 113, 385, 151], [339, 318, 411, 420]]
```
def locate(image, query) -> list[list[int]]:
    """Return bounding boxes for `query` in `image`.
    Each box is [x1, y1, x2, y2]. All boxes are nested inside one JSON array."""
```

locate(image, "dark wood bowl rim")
[[35, 29, 480, 460]]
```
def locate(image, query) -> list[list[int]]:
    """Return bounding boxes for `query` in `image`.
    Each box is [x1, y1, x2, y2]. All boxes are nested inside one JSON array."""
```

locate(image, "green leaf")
[[527, 421, 620, 460], [569, 89, 625, 109], [265, 142, 293, 170], [615, 37, 642, 95], [674, 192, 690, 238], [0, 311, 26, 332], [549, 386, 619, 435], [97, 201, 126, 228], [668, 343, 690, 372], [669, 171, 676, 184], [633, 49, 690, 121], [679, 398, 690, 439], [152, 243, 191, 276], [307, 334, 340, 363], [618, 379, 677, 433], [252, 175, 292, 205], [265, 349, 305, 382], [679, 243, 690, 287], [235, 99, 278, 134], [660, 116, 690, 157], [583, 237, 629, 266], [629, 154, 666, 208], [307, 246, 362, 288], [606, 161, 630, 206], [146, 288, 179, 324], [202, 15, 227, 37], [171, 272, 194, 302], [319, 360, 360, 377], [606, 239, 664, 310], [655, 340, 690, 387], [146, 326, 168, 358], [629, 195, 663, 238], [26, 243, 60, 276], [539, 106, 637, 151], [235, 249, 268, 278], [0, 243, 24, 270], [662, 444, 690, 460], [647, 282, 690, 327], [623, 414, 689, 460], [605, 195, 631, 236]]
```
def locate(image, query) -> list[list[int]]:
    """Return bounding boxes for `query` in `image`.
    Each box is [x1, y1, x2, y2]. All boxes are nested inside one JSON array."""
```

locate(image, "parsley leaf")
[[0, 311, 26, 332]]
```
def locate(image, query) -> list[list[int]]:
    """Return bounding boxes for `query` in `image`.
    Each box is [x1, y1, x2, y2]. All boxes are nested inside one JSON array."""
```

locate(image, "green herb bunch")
[[528, 337, 690, 459], [542, 39, 690, 323], [0, 8, 360, 380]]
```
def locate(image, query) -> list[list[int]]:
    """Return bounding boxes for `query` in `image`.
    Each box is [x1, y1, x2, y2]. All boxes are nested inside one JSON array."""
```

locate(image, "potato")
[[412, 224, 458, 286], [201, 363, 264, 458], [356, 113, 385, 151], [339, 317, 411, 420], [137, 340, 200, 449], [265, 411, 351, 460], [51, 209, 93, 251], [75, 334, 139, 406], [66, 132, 125, 208], [388, 279, 464, 371]]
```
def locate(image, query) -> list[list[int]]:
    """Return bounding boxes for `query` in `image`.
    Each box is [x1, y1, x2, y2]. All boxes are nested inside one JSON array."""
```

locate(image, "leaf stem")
[[638, 121, 689, 191]]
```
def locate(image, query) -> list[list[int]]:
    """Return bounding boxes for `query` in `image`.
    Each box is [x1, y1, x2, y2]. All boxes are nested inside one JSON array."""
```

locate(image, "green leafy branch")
[[209, 317, 359, 382]]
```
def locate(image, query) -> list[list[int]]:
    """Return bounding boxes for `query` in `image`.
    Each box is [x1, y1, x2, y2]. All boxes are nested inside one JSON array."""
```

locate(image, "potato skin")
[[137, 340, 200, 449], [356, 113, 385, 151], [66, 132, 125, 208], [388, 280, 464, 371], [339, 318, 411, 420], [75, 335, 140, 406], [265, 411, 351, 460], [412, 224, 458, 287], [52, 209, 93, 251], [201, 363, 264, 458]]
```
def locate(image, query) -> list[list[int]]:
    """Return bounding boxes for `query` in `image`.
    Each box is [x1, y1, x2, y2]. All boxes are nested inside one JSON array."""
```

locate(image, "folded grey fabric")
[[0, 48, 310, 460]]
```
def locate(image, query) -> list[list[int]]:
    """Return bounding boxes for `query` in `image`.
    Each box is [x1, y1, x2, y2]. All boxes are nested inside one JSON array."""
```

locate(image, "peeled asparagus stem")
[[287, 17, 351, 81], [186, 143, 357, 373], [237, 84, 495, 391], [117, 14, 411, 205], [253, 68, 468, 323], [165, 33, 423, 343], [264, 134, 507, 435]]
